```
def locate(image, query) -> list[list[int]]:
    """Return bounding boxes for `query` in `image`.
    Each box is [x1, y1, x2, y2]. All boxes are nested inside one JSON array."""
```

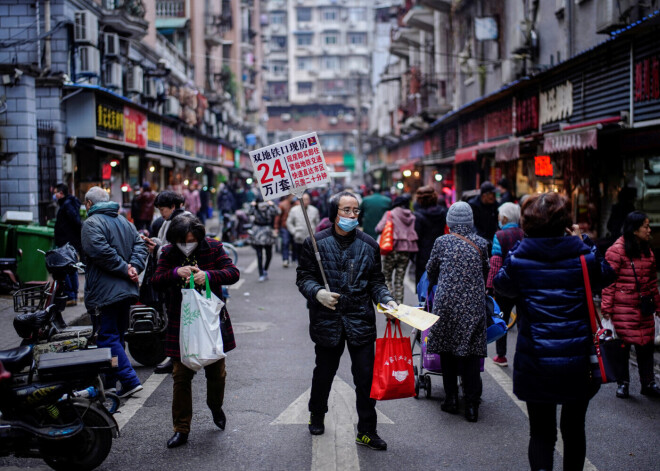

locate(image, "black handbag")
[[139, 254, 162, 309], [580, 255, 627, 384], [630, 260, 656, 317]]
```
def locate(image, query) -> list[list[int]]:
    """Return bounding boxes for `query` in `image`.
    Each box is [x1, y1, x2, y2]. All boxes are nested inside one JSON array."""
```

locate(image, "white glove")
[[316, 289, 340, 310], [384, 300, 398, 320]]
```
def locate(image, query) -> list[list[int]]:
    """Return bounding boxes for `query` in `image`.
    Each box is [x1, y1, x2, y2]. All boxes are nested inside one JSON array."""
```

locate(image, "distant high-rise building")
[[262, 0, 374, 183]]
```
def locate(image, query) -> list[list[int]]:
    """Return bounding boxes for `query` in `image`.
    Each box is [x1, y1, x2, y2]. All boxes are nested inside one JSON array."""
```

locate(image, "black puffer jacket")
[[296, 227, 394, 347]]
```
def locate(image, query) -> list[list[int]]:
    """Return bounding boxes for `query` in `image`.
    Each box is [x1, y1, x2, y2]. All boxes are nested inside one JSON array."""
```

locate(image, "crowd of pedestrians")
[[47, 176, 659, 466]]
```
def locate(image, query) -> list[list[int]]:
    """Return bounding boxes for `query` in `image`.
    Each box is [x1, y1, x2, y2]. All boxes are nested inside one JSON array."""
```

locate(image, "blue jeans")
[[92, 299, 141, 391], [63, 271, 79, 301], [280, 228, 292, 261]]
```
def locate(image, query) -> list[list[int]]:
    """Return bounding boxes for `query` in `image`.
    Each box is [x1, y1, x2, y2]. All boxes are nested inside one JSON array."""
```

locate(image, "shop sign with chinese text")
[[249, 132, 330, 201]]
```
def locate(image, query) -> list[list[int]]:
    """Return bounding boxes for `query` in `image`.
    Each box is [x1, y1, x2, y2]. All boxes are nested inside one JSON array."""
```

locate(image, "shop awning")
[[495, 140, 521, 162], [543, 127, 598, 154], [454, 138, 512, 164]]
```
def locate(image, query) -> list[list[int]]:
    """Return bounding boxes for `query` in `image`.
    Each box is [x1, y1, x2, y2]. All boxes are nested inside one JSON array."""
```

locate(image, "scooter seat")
[[0, 345, 33, 373]]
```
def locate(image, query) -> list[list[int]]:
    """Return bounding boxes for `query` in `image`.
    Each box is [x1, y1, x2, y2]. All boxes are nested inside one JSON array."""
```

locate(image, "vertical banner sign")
[[249, 132, 330, 201], [124, 107, 147, 148]]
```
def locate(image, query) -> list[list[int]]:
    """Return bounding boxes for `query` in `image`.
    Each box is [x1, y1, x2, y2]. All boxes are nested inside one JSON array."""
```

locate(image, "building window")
[[348, 33, 367, 45], [321, 8, 338, 21], [297, 7, 312, 22], [348, 7, 366, 22], [270, 11, 285, 24], [272, 36, 287, 49], [320, 134, 344, 151], [323, 33, 339, 45], [297, 57, 312, 70], [296, 34, 313, 46], [267, 81, 288, 100], [272, 61, 287, 74], [321, 56, 340, 70], [297, 82, 313, 94]]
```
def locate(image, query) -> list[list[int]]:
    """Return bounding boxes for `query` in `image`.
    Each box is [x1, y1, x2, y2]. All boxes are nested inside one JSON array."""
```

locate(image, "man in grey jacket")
[[82, 186, 148, 398]]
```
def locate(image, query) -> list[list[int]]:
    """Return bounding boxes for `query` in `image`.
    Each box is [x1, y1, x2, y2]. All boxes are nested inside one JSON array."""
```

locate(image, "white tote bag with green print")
[[179, 274, 226, 371]]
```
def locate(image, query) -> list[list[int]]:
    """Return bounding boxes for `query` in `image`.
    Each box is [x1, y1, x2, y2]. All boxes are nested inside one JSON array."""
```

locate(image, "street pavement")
[[1, 237, 659, 470]]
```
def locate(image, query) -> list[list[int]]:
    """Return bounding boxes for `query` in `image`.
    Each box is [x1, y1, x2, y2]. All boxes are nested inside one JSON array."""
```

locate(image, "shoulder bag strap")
[[629, 258, 643, 295], [451, 233, 482, 258], [580, 255, 608, 380]]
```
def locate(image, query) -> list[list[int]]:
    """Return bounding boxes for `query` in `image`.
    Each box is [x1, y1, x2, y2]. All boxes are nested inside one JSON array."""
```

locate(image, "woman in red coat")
[[602, 211, 660, 398]]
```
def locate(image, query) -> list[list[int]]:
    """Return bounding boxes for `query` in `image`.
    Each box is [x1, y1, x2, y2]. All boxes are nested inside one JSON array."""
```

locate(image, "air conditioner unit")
[[344, 114, 354, 123], [126, 66, 144, 93], [74, 10, 98, 46], [77, 46, 100, 75], [596, 0, 630, 34], [329, 117, 338, 125], [105, 62, 122, 88], [164, 96, 180, 117], [104, 33, 119, 57], [308, 69, 317, 76], [501, 58, 523, 84], [144, 78, 158, 99], [281, 113, 291, 122]]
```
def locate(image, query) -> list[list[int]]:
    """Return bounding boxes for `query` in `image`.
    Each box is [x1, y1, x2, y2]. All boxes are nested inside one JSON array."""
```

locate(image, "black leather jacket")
[[296, 227, 394, 347]]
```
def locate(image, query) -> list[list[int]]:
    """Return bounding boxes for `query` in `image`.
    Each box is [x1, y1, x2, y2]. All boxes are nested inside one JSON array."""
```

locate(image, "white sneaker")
[[258, 275, 266, 282], [283, 260, 289, 268]]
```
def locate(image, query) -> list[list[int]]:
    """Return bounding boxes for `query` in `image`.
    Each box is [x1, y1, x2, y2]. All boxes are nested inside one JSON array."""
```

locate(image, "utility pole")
[[355, 73, 364, 185]]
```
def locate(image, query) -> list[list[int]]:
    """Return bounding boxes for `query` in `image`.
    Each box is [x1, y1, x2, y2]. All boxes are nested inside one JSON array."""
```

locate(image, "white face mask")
[[177, 242, 198, 257]]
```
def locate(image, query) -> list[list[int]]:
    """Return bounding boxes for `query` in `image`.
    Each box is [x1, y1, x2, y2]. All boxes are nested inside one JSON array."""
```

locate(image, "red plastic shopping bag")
[[370, 320, 416, 400]]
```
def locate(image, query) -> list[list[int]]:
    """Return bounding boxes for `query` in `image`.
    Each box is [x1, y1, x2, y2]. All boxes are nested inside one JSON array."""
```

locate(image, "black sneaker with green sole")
[[356, 431, 387, 450]]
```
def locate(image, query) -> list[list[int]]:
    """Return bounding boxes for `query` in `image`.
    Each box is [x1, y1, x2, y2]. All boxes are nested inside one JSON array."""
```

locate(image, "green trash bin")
[[15, 226, 55, 282]]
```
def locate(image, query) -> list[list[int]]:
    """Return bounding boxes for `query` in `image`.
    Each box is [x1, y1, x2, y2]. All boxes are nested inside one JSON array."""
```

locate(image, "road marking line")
[[484, 360, 598, 471], [228, 279, 245, 290], [115, 372, 167, 431], [272, 377, 392, 471], [244, 259, 258, 274]]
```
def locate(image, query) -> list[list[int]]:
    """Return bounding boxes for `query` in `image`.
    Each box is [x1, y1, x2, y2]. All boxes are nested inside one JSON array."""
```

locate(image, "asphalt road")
[[1, 244, 659, 471]]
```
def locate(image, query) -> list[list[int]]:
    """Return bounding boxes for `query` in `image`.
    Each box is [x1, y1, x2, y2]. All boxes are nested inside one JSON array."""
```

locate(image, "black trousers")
[[253, 244, 273, 276], [616, 341, 656, 386], [439, 352, 482, 404], [526, 400, 590, 471], [495, 296, 516, 357], [308, 338, 377, 434]]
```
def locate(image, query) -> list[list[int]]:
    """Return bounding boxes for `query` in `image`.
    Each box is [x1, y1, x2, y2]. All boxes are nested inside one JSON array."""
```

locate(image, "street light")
[[195, 166, 203, 174], [435, 173, 443, 182], [403, 169, 412, 178]]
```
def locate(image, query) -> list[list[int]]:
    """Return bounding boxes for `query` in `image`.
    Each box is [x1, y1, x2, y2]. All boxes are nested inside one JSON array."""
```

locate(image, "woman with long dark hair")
[[494, 192, 615, 471], [601, 210, 660, 398]]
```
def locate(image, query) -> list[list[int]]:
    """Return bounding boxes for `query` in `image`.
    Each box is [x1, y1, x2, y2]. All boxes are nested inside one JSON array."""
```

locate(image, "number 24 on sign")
[[257, 160, 286, 185]]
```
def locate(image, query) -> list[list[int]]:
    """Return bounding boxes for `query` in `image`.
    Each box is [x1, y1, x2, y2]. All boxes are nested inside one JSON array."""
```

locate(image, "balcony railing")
[[156, 0, 185, 17]]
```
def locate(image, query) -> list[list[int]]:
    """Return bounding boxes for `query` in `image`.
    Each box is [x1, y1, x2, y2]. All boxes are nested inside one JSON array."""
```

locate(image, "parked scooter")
[[12, 244, 92, 351], [0, 255, 20, 292], [0, 348, 119, 470]]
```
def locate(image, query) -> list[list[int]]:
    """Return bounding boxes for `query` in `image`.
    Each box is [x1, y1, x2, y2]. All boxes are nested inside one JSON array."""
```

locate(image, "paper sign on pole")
[[377, 304, 440, 331], [248, 132, 330, 201]]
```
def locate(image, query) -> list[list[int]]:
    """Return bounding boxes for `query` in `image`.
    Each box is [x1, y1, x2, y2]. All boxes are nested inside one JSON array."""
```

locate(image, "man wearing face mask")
[[81, 186, 148, 398], [296, 191, 397, 451]]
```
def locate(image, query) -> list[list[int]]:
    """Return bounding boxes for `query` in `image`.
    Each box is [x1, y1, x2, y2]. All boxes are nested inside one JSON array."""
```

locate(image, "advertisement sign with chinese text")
[[249, 132, 330, 201]]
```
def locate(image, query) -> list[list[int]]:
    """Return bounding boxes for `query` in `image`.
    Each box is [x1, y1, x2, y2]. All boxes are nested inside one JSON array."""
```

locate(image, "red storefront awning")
[[454, 138, 512, 164]]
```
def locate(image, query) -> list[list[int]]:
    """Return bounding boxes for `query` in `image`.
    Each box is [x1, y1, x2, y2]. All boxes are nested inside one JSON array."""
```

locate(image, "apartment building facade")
[[0, 0, 264, 223], [368, 0, 660, 240], [263, 0, 374, 182]]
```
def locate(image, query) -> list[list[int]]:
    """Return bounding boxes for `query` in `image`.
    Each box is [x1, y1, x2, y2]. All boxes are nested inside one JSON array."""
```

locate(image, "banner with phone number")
[[248, 132, 330, 201]]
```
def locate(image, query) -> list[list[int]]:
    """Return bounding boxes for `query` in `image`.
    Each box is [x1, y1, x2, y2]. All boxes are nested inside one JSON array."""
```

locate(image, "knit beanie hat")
[[446, 201, 473, 229]]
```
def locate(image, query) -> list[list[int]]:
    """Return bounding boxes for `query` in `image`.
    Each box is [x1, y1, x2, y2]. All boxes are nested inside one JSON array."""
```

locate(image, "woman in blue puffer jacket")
[[494, 192, 615, 471]]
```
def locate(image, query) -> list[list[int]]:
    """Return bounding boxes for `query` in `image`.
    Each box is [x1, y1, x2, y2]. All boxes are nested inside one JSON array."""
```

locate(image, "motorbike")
[[0, 347, 119, 470], [12, 244, 93, 352]]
